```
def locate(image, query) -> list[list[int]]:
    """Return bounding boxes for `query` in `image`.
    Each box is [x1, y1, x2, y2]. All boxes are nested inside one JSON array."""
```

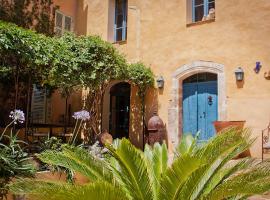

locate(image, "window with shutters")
[[54, 10, 73, 36], [114, 0, 127, 42], [31, 85, 51, 124]]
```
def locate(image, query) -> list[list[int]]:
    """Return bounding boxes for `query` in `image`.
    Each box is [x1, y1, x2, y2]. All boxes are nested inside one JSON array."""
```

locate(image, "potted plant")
[[213, 120, 246, 133], [213, 120, 250, 157]]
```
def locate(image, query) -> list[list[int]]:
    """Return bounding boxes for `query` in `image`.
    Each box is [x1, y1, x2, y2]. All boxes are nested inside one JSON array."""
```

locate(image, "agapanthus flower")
[[9, 109, 25, 124], [72, 110, 90, 121]]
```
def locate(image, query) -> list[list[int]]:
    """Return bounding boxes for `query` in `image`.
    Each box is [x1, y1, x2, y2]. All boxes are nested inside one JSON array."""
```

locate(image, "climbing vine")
[[0, 21, 155, 141]]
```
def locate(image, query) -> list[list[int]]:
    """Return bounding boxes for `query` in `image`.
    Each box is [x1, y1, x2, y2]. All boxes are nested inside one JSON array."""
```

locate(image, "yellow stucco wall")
[[56, 0, 270, 157]]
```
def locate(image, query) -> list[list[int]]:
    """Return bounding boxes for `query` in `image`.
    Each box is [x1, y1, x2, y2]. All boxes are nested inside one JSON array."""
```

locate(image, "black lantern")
[[235, 67, 244, 81], [156, 76, 164, 88]]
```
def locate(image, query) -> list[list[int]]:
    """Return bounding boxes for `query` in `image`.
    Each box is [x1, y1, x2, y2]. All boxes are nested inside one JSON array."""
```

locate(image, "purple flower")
[[72, 110, 90, 121], [9, 109, 25, 124]]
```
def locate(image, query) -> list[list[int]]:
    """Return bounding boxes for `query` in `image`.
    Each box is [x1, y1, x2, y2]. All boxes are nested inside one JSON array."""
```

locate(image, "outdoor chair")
[[26, 127, 50, 153], [52, 126, 73, 142], [262, 123, 270, 160], [27, 127, 50, 140]]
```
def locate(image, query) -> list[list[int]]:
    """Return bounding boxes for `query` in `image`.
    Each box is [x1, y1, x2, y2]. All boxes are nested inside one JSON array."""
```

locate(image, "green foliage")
[[39, 137, 63, 152], [48, 33, 128, 91], [0, 20, 154, 94], [176, 133, 197, 156], [12, 180, 129, 200], [0, 21, 154, 133], [0, 20, 54, 84], [10, 128, 270, 200], [0, 134, 35, 198], [127, 62, 155, 98]]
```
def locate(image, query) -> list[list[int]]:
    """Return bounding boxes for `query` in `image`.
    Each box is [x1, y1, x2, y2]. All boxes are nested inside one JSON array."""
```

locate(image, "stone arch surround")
[[168, 61, 227, 148]]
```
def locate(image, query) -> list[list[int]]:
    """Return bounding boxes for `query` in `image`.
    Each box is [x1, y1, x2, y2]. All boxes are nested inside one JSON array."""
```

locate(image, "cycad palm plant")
[[11, 128, 270, 200]]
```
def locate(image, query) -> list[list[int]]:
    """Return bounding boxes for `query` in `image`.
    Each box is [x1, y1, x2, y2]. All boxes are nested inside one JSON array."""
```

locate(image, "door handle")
[[208, 96, 213, 105], [200, 112, 206, 118], [203, 112, 206, 118]]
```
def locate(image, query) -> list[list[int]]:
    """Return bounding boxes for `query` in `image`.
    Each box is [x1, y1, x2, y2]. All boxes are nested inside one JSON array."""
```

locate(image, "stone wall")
[[56, 0, 270, 157]]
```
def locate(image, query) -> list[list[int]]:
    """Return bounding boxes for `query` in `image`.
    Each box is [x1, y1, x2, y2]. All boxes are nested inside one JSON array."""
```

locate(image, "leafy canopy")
[[10, 128, 270, 200], [0, 20, 154, 93]]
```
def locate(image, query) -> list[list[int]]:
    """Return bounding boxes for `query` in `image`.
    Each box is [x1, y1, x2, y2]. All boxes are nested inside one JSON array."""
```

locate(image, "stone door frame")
[[168, 61, 227, 148]]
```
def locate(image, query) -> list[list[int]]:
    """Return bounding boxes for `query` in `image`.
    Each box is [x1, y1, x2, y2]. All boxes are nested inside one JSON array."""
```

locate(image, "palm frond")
[[198, 128, 253, 162], [38, 145, 114, 183], [159, 154, 202, 200], [176, 133, 197, 156], [107, 139, 154, 200], [144, 142, 168, 199], [10, 128, 270, 200], [202, 158, 255, 195], [178, 128, 253, 200], [207, 160, 270, 199], [10, 179, 129, 200]]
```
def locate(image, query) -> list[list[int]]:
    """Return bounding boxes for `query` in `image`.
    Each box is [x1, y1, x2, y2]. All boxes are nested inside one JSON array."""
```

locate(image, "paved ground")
[[249, 194, 270, 200]]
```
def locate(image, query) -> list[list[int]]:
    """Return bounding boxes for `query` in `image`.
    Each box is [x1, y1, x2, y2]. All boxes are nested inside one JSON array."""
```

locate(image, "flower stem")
[[0, 120, 15, 141], [69, 119, 78, 145], [72, 120, 83, 146]]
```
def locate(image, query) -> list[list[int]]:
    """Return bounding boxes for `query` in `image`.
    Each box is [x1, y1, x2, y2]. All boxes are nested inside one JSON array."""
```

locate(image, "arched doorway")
[[109, 82, 131, 139], [182, 72, 218, 142], [169, 61, 226, 147]]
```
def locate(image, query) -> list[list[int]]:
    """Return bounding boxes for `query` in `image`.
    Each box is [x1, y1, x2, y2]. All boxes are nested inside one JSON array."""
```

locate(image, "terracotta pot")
[[213, 120, 250, 158], [97, 130, 113, 146], [213, 121, 246, 133], [12, 195, 26, 200], [36, 171, 89, 185]]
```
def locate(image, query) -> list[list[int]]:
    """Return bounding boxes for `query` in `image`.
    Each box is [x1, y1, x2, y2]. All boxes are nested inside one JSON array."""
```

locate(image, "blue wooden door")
[[183, 81, 218, 141], [183, 83, 198, 136]]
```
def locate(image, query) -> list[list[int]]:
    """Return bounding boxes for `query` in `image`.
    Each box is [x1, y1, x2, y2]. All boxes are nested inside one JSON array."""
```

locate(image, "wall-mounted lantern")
[[156, 76, 165, 88], [235, 67, 244, 81]]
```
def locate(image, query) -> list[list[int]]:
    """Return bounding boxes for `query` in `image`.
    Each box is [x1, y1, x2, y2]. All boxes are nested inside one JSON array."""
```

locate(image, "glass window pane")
[[116, 28, 123, 42], [114, 0, 127, 42], [195, 0, 204, 6], [55, 12, 62, 28], [55, 28, 62, 36], [116, 14, 123, 27], [208, 2, 215, 10], [195, 5, 204, 22], [116, 0, 123, 13], [64, 16, 72, 31]]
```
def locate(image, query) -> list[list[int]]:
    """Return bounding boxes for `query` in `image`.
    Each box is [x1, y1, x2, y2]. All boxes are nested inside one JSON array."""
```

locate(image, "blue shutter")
[[122, 0, 127, 41], [204, 0, 208, 17], [113, 0, 118, 42], [192, 0, 195, 22]]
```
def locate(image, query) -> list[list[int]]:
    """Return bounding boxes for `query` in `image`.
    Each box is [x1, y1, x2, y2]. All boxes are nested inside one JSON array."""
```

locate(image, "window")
[[114, 0, 127, 42], [55, 10, 73, 36], [31, 85, 51, 124], [192, 0, 215, 22]]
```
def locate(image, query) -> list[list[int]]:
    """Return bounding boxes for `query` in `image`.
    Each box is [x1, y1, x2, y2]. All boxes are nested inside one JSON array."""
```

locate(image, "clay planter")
[[213, 121, 246, 133], [213, 120, 250, 158], [97, 130, 113, 146]]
